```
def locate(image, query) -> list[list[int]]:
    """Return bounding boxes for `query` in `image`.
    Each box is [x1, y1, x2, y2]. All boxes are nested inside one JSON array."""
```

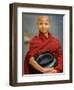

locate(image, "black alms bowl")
[[36, 52, 57, 67]]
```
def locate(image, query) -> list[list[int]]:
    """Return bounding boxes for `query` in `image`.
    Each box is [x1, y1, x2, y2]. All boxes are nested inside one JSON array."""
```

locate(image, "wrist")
[[41, 67, 45, 73]]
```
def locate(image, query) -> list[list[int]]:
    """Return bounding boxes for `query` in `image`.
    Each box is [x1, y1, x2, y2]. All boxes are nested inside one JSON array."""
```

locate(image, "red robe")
[[24, 32, 63, 74]]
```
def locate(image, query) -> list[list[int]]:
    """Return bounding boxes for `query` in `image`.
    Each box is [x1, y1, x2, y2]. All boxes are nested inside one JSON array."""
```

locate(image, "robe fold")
[[24, 32, 63, 74]]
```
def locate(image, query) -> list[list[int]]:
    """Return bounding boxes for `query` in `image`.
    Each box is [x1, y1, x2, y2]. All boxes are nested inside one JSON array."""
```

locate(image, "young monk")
[[24, 16, 63, 74]]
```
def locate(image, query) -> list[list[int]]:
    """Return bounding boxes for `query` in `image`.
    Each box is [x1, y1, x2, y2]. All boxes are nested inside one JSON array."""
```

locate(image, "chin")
[[42, 31, 48, 34]]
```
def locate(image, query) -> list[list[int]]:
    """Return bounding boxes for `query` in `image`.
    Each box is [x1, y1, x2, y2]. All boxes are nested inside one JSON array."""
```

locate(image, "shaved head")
[[37, 15, 52, 34], [37, 15, 51, 24]]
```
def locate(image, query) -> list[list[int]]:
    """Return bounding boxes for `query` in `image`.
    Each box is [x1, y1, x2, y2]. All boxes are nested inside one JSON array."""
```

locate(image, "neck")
[[44, 32, 49, 38]]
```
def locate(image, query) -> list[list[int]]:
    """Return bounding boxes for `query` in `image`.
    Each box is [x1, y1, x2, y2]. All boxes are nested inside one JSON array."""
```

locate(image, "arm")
[[29, 57, 54, 73], [54, 42, 63, 72]]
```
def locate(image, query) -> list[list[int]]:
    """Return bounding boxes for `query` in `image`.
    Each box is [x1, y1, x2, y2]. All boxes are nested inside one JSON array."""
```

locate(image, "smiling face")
[[37, 16, 51, 34]]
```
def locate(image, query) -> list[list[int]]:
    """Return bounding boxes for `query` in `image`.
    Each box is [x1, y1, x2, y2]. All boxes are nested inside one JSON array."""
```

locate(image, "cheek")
[[46, 25, 49, 28], [38, 25, 42, 29], [44, 25, 49, 30], [47, 24, 51, 29]]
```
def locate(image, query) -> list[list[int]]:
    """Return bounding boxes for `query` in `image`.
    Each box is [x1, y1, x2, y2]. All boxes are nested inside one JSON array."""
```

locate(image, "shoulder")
[[29, 35, 40, 48], [30, 35, 40, 44], [51, 36, 62, 50], [31, 35, 39, 41], [52, 35, 61, 44]]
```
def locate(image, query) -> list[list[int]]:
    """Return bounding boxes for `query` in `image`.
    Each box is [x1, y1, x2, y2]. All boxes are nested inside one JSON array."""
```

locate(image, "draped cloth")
[[24, 32, 63, 74]]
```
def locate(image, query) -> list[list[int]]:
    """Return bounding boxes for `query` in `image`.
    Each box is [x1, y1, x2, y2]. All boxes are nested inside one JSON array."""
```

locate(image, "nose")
[[42, 24, 46, 28]]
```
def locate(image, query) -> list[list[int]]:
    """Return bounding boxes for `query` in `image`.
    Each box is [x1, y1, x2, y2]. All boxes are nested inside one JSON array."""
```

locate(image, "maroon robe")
[[24, 32, 63, 74]]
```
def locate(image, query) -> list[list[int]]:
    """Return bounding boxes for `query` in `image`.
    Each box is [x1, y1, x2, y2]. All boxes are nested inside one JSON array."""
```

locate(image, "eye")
[[39, 22, 43, 25], [45, 22, 48, 25]]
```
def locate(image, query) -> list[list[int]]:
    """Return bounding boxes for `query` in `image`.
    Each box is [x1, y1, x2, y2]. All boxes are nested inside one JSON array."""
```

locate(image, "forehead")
[[38, 16, 49, 22]]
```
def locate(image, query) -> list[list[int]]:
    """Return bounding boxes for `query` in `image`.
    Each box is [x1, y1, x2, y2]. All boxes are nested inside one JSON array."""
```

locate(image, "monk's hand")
[[42, 67, 54, 73], [50, 69, 57, 73], [46, 69, 57, 73]]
